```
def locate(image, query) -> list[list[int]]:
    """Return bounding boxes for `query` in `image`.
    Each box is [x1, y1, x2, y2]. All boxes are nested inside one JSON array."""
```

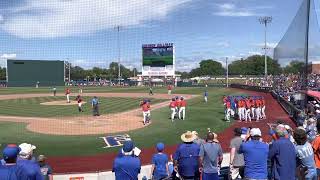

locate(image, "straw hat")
[[181, 131, 197, 143]]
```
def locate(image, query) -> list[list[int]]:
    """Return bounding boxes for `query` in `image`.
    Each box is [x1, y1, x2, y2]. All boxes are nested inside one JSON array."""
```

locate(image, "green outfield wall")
[[7, 60, 65, 87]]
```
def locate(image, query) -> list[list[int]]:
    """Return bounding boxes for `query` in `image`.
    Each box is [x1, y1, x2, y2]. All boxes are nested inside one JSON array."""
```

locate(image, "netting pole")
[[259, 16, 272, 77], [226, 57, 229, 88], [303, 0, 311, 108]]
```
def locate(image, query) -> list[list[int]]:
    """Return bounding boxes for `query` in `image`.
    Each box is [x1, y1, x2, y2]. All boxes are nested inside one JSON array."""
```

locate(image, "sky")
[[0, 0, 318, 71]]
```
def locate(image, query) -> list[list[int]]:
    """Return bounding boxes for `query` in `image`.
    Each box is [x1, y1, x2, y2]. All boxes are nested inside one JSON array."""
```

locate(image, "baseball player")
[[149, 87, 154, 96], [245, 97, 251, 122], [175, 96, 180, 118], [78, 84, 83, 94], [178, 97, 187, 120], [167, 85, 172, 95], [140, 99, 151, 125], [65, 88, 71, 103], [255, 97, 262, 121], [225, 99, 231, 122], [204, 90, 208, 103], [52, 86, 57, 96], [169, 98, 176, 122], [75, 95, 84, 112], [238, 98, 245, 121], [261, 97, 266, 119], [250, 97, 255, 120]]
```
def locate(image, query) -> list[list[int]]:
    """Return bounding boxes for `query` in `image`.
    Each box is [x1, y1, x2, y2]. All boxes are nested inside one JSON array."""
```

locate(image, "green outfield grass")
[[0, 87, 244, 157], [0, 96, 165, 117]]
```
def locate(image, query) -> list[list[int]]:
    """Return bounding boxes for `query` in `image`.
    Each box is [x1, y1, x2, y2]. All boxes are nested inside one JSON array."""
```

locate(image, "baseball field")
[[0, 86, 240, 157], [0, 86, 296, 174]]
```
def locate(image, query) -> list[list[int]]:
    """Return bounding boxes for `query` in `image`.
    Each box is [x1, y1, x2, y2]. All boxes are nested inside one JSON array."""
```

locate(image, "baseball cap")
[[3, 144, 20, 160], [122, 141, 134, 153], [275, 125, 288, 137], [156, 143, 165, 152], [19, 143, 36, 158], [241, 127, 248, 134], [250, 128, 262, 137]]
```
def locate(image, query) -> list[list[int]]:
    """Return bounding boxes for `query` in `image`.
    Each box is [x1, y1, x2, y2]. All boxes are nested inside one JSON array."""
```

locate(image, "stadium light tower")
[[116, 26, 122, 85], [259, 16, 272, 77]]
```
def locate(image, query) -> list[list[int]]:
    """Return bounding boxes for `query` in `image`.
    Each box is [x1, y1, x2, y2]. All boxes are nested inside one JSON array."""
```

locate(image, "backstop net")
[[273, 0, 320, 95]]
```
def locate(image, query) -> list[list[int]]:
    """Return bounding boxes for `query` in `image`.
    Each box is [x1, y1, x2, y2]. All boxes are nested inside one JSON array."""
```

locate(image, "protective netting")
[[273, 0, 320, 94]]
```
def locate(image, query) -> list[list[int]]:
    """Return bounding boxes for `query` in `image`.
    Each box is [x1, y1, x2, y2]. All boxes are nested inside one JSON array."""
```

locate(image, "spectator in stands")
[[112, 141, 141, 180], [0, 144, 28, 179], [37, 155, 53, 180], [229, 128, 244, 180], [199, 132, 223, 180], [293, 128, 317, 180], [17, 143, 43, 180], [305, 118, 317, 142], [239, 128, 269, 180], [269, 125, 296, 180], [312, 119, 320, 178], [173, 131, 200, 180], [150, 143, 169, 180], [192, 131, 205, 145]]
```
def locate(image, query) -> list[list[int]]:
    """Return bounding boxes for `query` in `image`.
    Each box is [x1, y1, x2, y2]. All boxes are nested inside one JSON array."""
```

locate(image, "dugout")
[[7, 59, 67, 87]]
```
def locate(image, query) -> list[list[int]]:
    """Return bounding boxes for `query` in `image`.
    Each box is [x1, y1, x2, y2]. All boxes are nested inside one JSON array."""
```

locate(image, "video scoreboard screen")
[[142, 43, 173, 67]]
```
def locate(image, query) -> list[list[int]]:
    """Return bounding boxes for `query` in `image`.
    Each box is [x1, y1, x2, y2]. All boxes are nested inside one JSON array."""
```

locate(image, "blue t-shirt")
[[295, 142, 317, 178], [269, 137, 296, 180], [204, 92, 208, 97], [239, 140, 269, 179], [113, 155, 141, 180], [17, 158, 43, 180], [173, 143, 200, 177], [0, 164, 29, 180], [199, 142, 223, 174], [152, 153, 168, 179], [91, 98, 99, 105]]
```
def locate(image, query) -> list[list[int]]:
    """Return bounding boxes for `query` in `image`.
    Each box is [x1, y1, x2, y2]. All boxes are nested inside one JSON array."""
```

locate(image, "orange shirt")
[[65, 89, 70, 94], [245, 100, 251, 109], [256, 100, 261, 107], [226, 101, 231, 108], [175, 100, 181, 107], [262, 99, 265, 106], [169, 101, 176, 108], [142, 103, 150, 112], [312, 136, 320, 168], [180, 100, 187, 107], [238, 101, 242, 108]]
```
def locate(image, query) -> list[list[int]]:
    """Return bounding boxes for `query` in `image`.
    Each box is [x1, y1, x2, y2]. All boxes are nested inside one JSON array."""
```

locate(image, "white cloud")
[[0, 53, 16, 59], [216, 41, 230, 48], [254, 42, 277, 49], [248, 51, 263, 56], [0, 0, 191, 38], [70, 59, 107, 69], [214, 3, 261, 17]]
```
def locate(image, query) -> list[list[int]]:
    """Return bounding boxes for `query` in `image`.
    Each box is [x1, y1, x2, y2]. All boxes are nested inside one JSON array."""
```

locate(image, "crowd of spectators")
[[0, 143, 53, 180], [111, 117, 320, 180]]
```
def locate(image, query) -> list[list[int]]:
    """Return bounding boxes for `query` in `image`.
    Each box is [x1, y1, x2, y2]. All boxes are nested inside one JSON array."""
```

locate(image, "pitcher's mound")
[[40, 100, 87, 106]]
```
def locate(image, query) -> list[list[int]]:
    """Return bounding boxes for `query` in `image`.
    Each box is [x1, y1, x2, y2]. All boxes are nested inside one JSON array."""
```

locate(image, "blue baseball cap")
[[156, 142, 165, 152], [241, 127, 248, 134], [3, 144, 20, 160], [122, 141, 134, 153]]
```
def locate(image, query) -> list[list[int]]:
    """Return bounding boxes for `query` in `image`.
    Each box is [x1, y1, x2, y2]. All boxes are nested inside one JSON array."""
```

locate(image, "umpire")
[[91, 96, 100, 116]]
